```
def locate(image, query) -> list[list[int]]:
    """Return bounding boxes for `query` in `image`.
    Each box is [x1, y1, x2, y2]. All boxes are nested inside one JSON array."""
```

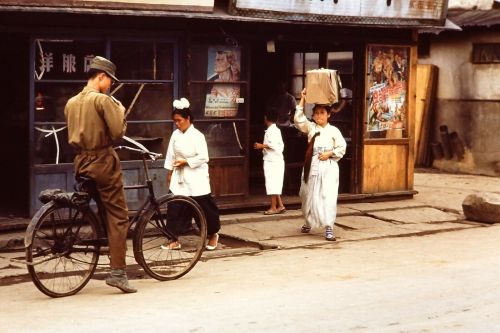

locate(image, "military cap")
[[89, 56, 119, 82]]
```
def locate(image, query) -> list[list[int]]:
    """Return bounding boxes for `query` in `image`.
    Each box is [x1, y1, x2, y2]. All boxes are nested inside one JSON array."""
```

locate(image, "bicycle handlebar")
[[114, 145, 163, 161]]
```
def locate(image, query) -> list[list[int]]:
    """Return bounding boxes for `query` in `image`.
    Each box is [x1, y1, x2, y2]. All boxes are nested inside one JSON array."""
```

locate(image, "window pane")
[[291, 76, 304, 99], [327, 51, 353, 74], [329, 103, 353, 139], [34, 83, 84, 122], [33, 126, 74, 165], [111, 41, 174, 80], [304, 53, 319, 71], [156, 43, 174, 80], [339, 75, 353, 90], [472, 43, 500, 63], [292, 53, 304, 75], [34, 39, 104, 81], [196, 122, 246, 158], [116, 122, 174, 161], [111, 83, 173, 121]]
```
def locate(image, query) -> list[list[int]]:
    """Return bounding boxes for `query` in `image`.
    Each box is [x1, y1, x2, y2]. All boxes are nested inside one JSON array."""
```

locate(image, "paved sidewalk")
[[1, 170, 499, 280], [219, 201, 479, 250]]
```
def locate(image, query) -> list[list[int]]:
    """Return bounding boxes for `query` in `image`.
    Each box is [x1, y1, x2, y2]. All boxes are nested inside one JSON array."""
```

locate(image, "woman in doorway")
[[294, 88, 347, 241], [164, 98, 221, 250]]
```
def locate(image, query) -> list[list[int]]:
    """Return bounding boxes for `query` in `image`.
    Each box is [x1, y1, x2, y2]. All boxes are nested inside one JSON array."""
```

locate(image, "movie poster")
[[204, 46, 241, 117], [366, 45, 409, 133]]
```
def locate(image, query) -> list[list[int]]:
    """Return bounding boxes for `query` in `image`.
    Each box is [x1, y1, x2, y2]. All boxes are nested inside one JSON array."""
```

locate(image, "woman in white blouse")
[[294, 89, 347, 241], [164, 98, 220, 250]]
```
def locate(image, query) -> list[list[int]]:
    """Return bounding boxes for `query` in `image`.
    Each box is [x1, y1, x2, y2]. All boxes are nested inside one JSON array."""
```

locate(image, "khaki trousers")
[[74, 148, 128, 269]]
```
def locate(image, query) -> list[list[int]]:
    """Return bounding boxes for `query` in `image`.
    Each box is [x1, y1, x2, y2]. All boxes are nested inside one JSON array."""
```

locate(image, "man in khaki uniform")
[[64, 56, 136, 293]]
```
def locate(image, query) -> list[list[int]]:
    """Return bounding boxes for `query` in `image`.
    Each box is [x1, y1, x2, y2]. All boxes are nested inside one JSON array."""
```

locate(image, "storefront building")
[[0, 0, 450, 216]]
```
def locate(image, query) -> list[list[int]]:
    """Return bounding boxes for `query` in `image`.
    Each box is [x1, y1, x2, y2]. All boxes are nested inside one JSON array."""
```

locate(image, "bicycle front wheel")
[[134, 195, 207, 281], [26, 203, 100, 297]]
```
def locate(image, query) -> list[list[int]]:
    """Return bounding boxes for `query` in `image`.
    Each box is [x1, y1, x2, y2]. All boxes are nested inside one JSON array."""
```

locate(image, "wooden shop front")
[[0, 0, 449, 216]]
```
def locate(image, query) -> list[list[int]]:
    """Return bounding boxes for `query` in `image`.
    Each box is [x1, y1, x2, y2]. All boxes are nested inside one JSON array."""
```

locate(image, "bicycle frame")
[[122, 149, 177, 241], [125, 152, 159, 226]]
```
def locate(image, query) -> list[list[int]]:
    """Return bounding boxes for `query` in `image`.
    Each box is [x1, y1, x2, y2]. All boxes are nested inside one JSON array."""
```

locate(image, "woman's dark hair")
[[312, 104, 332, 114], [172, 107, 194, 122], [264, 109, 278, 123], [87, 68, 104, 80]]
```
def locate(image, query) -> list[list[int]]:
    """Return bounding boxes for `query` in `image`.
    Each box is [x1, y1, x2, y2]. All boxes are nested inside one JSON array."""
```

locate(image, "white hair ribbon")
[[173, 98, 190, 110]]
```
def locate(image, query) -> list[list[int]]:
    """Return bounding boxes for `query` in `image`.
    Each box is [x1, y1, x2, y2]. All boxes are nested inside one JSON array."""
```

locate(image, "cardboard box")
[[305, 69, 342, 105]]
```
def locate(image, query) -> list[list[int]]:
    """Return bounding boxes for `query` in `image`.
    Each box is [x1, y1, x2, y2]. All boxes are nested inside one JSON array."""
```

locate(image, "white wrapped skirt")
[[264, 159, 285, 195], [299, 158, 339, 228]]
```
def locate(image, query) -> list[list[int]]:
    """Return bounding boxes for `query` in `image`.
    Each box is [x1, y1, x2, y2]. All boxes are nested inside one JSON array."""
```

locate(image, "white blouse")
[[294, 105, 347, 162], [164, 125, 211, 196], [262, 123, 284, 162]]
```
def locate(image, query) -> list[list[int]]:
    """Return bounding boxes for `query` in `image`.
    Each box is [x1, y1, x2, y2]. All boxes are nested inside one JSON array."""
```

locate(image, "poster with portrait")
[[204, 46, 241, 117], [366, 45, 409, 134]]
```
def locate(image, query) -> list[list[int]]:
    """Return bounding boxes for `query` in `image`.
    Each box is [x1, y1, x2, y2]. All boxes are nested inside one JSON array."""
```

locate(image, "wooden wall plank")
[[209, 162, 246, 197], [415, 64, 430, 155], [407, 44, 418, 189], [414, 64, 438, 167], [362, 144, 408, 193]]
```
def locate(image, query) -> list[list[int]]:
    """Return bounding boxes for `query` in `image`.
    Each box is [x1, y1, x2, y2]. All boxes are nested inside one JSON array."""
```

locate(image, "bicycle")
[[23, 144, 207, 298]]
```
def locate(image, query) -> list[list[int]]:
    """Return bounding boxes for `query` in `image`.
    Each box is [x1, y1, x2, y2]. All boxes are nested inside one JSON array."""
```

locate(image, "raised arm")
[[293, 88, 315, 135]]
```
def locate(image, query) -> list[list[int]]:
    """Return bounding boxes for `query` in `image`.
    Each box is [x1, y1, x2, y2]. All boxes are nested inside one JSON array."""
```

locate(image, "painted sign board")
[[0, 0, 214, 12], [229, 0, 448, 26]]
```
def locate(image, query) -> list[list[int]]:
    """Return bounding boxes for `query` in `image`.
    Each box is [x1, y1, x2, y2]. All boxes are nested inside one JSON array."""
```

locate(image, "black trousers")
[[167, 193, 221, 237]]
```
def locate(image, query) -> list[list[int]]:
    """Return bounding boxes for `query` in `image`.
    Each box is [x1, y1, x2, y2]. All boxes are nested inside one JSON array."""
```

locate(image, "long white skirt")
[[264, 159, 284, 195], [299, 159, 339, 228]]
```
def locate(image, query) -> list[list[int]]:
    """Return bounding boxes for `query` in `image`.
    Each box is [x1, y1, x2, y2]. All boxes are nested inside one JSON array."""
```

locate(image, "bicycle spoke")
[[26, 204, 100, 297], [134, 196, 207, 281]]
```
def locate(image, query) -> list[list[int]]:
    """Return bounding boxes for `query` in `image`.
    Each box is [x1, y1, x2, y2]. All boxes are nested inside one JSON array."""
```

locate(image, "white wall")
[[418, 29, 500, 176], [419, 31, 500, 100], [448, 0, 494, 10]]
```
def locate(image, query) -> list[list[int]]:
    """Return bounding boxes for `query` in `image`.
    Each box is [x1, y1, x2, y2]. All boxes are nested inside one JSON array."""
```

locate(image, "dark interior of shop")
[[248, 40, 354, 196], [0, 34, 30, 217]]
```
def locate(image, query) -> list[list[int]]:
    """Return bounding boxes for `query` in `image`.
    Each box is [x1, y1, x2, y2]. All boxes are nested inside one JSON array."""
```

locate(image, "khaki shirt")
[[64, 86, 126, 151]]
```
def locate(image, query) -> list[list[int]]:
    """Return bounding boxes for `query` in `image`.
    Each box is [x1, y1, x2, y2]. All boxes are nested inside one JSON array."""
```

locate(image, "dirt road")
[[1, 223, 500, 332]]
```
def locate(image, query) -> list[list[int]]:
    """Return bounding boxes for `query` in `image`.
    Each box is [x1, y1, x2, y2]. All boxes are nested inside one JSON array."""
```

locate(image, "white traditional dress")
[[262, 123, 285, 195], [164, 124, 211, 196], [294, 106, 347, 229], [164, 124, 220, 235]]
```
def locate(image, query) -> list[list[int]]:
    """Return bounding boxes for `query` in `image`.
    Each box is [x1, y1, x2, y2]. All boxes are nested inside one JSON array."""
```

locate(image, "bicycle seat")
[[38, 189, 90, 207], [39, 189, 64, 204]]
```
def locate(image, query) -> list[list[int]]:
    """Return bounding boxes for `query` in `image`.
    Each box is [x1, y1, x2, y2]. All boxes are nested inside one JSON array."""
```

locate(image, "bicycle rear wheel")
[[134, 195, 207, 281], [26, 203, 100, 297]]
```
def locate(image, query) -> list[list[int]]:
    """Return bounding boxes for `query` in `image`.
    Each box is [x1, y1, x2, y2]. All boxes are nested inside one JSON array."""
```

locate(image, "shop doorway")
[[0, 33, 30, 217], [249, 41, 355, 196]]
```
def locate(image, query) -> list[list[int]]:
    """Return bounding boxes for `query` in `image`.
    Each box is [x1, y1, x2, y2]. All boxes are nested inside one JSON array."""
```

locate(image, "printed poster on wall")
[[204, 46, 241, 117], [366, 45, 409, 133]]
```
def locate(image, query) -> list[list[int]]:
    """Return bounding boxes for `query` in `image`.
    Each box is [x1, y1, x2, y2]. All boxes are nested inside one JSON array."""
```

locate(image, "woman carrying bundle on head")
[[294, 88, 347, 241]]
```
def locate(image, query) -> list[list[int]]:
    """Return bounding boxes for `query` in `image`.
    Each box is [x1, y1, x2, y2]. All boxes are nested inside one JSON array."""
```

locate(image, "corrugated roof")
[[447, 8, 500, 26]]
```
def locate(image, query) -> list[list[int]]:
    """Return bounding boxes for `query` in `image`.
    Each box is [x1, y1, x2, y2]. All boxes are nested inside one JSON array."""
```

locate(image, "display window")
[[32, 37, 177, 164], [187, 44, 247, 158]]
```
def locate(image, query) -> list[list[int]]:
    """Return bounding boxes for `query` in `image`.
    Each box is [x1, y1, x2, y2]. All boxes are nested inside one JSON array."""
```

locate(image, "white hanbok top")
[[294, 106, 347, 163], [262, 123, 284, 162], [164, 125, 211, 196]]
